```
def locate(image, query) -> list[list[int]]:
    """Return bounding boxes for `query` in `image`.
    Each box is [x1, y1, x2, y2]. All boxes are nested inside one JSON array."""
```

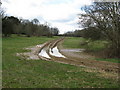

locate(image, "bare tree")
[[79, 2, 120, 58]]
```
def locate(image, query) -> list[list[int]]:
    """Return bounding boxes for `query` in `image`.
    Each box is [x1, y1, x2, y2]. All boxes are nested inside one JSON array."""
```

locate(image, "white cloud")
[[2, 0, 92, 34]]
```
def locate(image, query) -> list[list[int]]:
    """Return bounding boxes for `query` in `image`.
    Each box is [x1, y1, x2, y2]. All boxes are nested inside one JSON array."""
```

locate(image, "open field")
[[63, 37, 86, 49], [63, 37, 107, 50], [63, 37, 120, 63], [2, 36, 119, 88]]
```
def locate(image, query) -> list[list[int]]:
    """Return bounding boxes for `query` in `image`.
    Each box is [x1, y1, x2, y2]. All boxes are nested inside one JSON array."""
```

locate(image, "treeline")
[[64, 27, 103, 40], [2, 16, 59, 37]]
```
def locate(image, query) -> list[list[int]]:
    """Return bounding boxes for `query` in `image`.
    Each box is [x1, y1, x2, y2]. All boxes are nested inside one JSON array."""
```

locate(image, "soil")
[[16, 44, 44, 60]]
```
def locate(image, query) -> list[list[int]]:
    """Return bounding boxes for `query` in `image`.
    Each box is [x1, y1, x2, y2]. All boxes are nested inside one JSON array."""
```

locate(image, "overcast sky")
[[2, 0, 92, 34]]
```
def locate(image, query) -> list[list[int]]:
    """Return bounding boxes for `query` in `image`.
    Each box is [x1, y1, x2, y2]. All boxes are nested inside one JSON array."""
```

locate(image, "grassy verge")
[[63, 37, 107, 50], [63, 37, 119, 63], [63, 37, 86, 49], [2, 35, 119, 88], [84, 40, 107, 52], [95, 58, 120, 63]]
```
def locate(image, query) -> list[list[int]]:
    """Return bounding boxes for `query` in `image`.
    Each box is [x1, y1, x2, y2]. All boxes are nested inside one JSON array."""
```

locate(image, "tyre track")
[[38, 37, 119, 73]]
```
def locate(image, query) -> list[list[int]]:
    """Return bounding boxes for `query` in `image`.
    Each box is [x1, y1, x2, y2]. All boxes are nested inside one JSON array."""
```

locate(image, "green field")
[[63, 37, 107, 50], [63, 37, 119, 63], [2, 36, 119, 88], [63, 37, 86, 49]]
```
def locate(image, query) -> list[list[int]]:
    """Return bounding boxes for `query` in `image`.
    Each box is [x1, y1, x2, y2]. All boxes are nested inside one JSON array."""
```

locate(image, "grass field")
[[63, 37, 86, 49], [63, 37, 120, 63], [63, 37, 107, 50], [2, 35, 119, 88]]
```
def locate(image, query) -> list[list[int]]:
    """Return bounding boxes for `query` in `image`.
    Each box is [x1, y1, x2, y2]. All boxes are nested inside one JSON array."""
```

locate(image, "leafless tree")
[[79, 2, 120, 58]]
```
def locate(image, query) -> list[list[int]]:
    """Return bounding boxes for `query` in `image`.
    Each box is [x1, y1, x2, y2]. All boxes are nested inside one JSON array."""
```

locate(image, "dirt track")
[[38, 38, 119, 73], [17, 37, 119, 73]]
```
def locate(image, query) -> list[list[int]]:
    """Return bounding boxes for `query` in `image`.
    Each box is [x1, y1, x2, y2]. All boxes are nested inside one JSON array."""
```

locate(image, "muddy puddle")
[[39, 46, 66, 59], [50, 46, 66, 58], [39, 47, 51, 59]]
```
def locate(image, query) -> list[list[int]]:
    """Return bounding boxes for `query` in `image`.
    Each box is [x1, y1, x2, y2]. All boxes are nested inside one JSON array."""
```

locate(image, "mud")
[[17, 37, 120, 74], [39, 47, 51, 59], [49, 46, 66, 58], [61, 49, 85, 52], [16, 44, 43, 60]]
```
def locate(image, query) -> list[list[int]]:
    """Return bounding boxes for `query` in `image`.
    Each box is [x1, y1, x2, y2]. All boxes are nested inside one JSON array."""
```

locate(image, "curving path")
[[38, 37, 119, 73]]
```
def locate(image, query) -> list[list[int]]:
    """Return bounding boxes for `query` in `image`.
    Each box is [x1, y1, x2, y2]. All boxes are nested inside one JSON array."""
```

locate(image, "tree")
[[79, 2, 120, 58], [24, 22, 32, 37], [2, 17, 13, 37], [2, 16, 20, 36], [0, 8, 5, 18], [74, 30, 82, 37], [81, 27, 102, 40], [0, 6, 3, 36], [13, 24, 22, 36], [51, 27, 59, 36], [64, 31, 74, 37], [31, 18, 39, 25], [2, 15, 59, 37], [43, 25, 52, 37]]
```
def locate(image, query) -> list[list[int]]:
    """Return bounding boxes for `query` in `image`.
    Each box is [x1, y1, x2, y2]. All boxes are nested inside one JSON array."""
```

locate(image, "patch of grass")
[[63, 37, 85, 49], [63, 37, 107, 51], [95, 58, 120, 63], [85, 40, 108, 52], [2, 35, 119, 88]]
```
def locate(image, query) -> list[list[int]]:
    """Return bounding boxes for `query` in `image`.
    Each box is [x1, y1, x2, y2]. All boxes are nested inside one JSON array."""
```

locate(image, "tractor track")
[[38, 37, 119, 73]]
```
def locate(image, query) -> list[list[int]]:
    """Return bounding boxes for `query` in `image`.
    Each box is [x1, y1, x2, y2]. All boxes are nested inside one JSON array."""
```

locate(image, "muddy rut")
[[37, 38, 119, 73]]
